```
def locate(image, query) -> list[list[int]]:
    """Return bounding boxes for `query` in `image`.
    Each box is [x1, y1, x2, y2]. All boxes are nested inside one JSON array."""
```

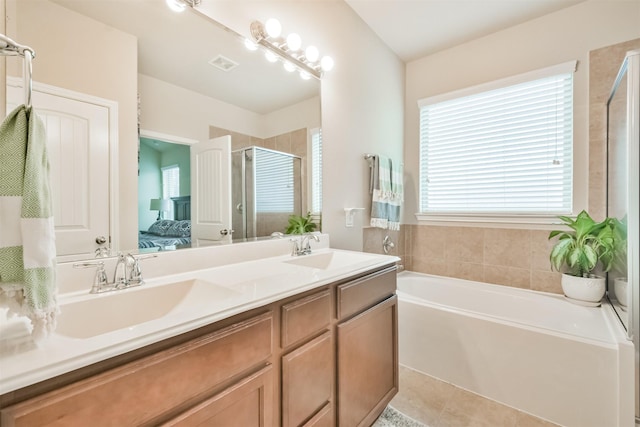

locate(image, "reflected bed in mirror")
[[8, 0, 322, 261]]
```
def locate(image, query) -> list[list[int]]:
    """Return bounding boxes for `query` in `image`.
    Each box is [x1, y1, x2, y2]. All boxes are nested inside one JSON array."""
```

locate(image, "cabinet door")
[[282, 332, 333, 427], [163, 365, 274, 427], [337, 296, 398, 427]]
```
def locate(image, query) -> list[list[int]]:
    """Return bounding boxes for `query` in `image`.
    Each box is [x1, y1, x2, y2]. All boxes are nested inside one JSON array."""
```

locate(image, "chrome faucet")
[[291, 233, 320, 256], [74, 253, 157, 294]]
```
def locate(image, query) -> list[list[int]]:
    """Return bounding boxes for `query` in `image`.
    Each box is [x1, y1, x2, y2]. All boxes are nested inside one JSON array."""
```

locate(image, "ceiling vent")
[[208, 55, 238, 72]]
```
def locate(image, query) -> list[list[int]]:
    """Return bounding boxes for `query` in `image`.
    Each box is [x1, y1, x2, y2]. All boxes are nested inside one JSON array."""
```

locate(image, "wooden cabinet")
[[282, 332, 333, 427], [0, 264, 398, 427], [0, 312, 273, 427], [337, 295, 398, 427], [163, 365, 274, 427]]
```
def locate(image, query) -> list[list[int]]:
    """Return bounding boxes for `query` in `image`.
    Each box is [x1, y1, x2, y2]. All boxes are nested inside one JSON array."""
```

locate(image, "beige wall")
[[7, 0, 139, 249]]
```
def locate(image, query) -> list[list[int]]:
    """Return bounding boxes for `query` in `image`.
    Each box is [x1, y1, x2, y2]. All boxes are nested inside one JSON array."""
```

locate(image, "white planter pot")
[[613, 277, 628, 308], [561, 273, 605, 304]]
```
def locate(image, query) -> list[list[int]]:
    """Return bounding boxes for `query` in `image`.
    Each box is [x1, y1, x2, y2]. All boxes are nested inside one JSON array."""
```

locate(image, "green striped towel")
[[371, 155, 403, 231], [0, 105, 58, 342]]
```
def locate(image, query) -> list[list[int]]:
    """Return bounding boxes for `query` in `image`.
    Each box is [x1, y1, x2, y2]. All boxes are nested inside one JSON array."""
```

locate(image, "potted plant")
[[549, 210, 615, 305], [285, 212, 318, 235]]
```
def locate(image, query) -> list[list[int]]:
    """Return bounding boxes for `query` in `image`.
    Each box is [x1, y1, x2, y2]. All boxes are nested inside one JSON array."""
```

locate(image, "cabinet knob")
[[95, 236, 107, 244]]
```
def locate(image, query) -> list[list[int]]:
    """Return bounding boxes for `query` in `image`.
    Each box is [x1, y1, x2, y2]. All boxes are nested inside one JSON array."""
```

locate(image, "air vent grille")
[[208, 55, 238, 72]]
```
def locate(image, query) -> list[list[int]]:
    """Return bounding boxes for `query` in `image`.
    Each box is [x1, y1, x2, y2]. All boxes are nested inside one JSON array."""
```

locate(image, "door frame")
[[7, 76, 120, 256]]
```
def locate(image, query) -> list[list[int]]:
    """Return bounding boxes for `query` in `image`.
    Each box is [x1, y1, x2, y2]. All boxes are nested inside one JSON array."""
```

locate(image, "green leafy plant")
[[549, 210, 615, 277], [610, 216, 628, 277], [285, 212, 318, 235]]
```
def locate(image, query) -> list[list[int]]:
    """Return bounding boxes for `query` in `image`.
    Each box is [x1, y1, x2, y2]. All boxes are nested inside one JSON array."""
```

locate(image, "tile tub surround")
[[390, 366, 561, 427], [364, 225, 562, 294]]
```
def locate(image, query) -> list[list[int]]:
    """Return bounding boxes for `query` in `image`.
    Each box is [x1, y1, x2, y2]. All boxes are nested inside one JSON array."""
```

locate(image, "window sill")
[[414, 213, 568, 230]]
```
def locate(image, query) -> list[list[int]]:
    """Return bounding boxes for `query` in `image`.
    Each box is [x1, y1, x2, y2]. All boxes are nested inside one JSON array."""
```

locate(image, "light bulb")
[[284, 62, 296, 72], [320, 55, 334, 71], [165, 0, 186, 12], [265, 51, 278, 63], [305, 46, 319, 63], [286, 33, 302, 51], [265, 18, 282, 38], [244, 39, 258, 51], [299, 71, 311, 80]]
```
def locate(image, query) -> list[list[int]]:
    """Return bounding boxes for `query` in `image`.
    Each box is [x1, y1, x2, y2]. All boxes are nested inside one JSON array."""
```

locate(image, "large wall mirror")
[[6, 0, 322, 260]]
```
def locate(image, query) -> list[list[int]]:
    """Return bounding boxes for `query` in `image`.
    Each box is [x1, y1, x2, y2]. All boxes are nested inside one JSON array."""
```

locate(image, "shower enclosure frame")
[[232, 146, 303, 240], [606, 48, 640, 424]]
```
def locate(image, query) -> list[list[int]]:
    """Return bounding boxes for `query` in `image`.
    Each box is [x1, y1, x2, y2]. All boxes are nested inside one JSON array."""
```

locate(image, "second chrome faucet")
[[291, 233, 320, 256]]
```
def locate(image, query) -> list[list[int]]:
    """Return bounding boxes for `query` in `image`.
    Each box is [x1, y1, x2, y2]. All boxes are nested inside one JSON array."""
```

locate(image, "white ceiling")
[[344, 0, 586, 62], [47, 0, 587, 114], [51, 0, 320, 115]]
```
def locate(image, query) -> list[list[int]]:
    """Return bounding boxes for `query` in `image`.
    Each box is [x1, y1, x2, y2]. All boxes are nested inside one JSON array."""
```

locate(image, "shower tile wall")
[[405, 225, 561, 294], [209, 125, 310, 234], [363, 225, 560, 293]]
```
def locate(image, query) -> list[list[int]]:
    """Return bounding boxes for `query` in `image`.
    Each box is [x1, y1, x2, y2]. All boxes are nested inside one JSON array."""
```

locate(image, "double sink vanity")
[[0, 235, 400, 426]]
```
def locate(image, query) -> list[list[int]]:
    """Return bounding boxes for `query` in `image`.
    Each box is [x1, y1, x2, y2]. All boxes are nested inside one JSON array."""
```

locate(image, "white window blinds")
[[419, 62, 575, 215], [162, 165, 180, 219], [255, 149, 295, 213], [311, 128, 323, 214]]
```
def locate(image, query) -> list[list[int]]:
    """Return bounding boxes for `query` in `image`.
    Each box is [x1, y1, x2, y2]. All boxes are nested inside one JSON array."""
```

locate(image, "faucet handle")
[[73, 261, 109, 293], [127, 253, 157, 286]]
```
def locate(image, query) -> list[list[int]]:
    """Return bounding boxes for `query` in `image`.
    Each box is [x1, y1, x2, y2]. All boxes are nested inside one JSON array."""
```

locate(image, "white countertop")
[[0, 247, 398, 395]]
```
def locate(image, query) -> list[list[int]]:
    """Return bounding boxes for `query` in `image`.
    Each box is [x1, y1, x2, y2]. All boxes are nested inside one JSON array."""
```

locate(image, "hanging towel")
[[370, 155, 403, 231], [0, 105, 58, 342]]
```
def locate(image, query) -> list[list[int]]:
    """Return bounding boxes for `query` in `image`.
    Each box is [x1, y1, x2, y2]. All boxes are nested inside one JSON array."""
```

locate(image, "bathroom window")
[[255, 149, 295, 213], [162, 165, 179, 219], [418, 61, 576, 220]]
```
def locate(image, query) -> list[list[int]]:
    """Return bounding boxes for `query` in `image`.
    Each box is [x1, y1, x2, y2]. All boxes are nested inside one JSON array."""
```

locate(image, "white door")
[[190, 135, 232, 244], [7, 83, 111, 258]]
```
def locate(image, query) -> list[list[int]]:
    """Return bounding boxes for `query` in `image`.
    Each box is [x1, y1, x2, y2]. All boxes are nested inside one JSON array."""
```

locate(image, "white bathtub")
[[397, 271, 635, 427]]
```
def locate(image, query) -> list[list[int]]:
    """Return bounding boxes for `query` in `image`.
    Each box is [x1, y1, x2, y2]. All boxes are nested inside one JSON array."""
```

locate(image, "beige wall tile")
[[263, 137, 276, 150], [412, 257, 448, 277], [411, 225, 448, 260], [484, 228, 531, 269], [290, 128, 307, 158], [530, 230, 554, 272], [445, 262, 484, 282], [275, 132, 292, 153], [445, 227, 484, 263], [484, 265, 530, 289], [530, 270, 563, 294]]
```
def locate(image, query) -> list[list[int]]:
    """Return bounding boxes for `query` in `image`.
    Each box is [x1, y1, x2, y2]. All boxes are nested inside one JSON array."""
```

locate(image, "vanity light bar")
[[249, 20, 332, 80]]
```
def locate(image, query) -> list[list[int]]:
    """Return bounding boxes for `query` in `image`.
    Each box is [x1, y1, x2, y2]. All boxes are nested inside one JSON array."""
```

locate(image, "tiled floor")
[[389, 365, 561, 427]]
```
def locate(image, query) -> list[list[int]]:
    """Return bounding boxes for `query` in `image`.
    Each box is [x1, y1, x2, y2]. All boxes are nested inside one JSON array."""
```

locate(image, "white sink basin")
[[283, 250, 379, 270], [56, 279, 240, 339]]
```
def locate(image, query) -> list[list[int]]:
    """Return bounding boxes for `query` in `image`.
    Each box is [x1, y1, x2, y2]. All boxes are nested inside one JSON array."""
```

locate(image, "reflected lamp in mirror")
[[150, 198, 172, 220]]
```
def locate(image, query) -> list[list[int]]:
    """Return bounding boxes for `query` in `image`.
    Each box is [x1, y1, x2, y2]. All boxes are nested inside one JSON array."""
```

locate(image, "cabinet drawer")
[[163, 365, 274, 427], [282, 331, 333, 427], [337, 266, 396, 320], [281, 289, 331, 348], [0, 312, 273, 427]]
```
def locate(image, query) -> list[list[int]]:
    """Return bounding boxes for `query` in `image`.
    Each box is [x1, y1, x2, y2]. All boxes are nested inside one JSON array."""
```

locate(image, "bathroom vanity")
[[0, 244, 398, 427]]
